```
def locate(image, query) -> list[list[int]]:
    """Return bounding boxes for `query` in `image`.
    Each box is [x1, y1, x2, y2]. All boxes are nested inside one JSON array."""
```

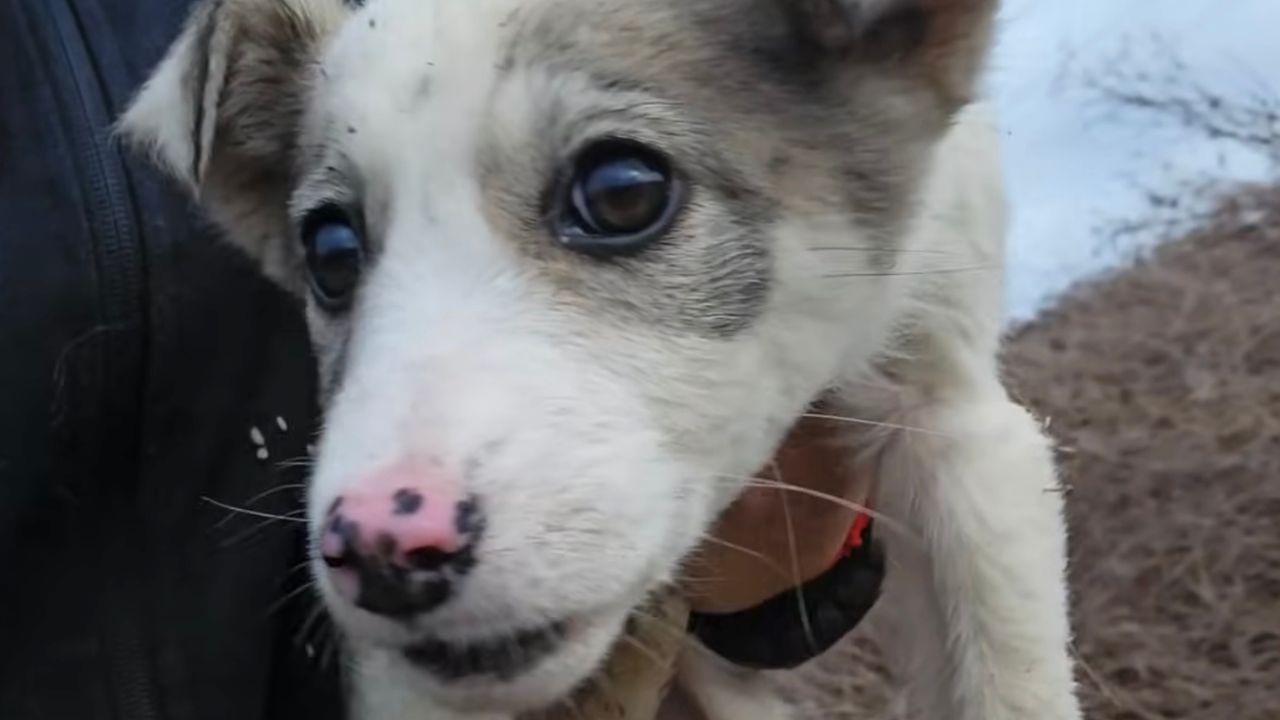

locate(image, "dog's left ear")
[[784, 0, 998, 109]]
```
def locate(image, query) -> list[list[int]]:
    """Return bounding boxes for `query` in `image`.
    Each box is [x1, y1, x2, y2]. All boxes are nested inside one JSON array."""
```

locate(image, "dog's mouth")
[[402, 620, 569, 681]]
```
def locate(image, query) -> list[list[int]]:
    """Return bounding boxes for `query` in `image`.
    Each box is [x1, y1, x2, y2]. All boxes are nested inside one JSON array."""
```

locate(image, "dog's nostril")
[[405, 546, 453, 571], [320, 513, 359, 568], [392, 487, 424, 516]]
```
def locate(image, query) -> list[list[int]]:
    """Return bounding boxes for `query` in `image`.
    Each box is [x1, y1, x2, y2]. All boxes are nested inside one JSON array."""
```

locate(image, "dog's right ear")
[[780, 0, 998, 112], [118, 0, 348, 277], [119, 0, 348, 193]]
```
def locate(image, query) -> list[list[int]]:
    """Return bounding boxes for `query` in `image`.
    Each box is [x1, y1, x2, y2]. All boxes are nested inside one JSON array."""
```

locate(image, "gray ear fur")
[[785, 0, 998, 108], [117, 0, 348, 281]]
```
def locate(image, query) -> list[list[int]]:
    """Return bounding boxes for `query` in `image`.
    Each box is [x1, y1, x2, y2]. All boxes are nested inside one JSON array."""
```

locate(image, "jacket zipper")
[[36, 0, 156, 718]]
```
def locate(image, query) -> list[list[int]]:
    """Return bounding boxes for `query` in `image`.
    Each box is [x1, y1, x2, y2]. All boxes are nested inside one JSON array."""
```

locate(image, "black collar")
[[686, 517, 884, 670]]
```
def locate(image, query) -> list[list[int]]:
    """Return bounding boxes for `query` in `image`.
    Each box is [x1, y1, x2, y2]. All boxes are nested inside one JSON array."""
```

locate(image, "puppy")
[[120, 1, 1082, 719]]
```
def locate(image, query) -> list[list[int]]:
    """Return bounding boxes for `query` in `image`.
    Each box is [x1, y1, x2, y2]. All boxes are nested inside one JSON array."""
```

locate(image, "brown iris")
[[557, 139, 681, 258]]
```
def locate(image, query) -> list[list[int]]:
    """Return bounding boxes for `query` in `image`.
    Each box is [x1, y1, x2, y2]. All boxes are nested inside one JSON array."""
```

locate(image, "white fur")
[[118, 1, 1082, 719], [676, 103, 1080, 720]]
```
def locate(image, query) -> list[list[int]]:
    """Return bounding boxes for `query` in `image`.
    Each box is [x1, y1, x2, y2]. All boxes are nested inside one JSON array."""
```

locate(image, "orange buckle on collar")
[[844, 511, 871, 552], [831, 509, 872, 571]]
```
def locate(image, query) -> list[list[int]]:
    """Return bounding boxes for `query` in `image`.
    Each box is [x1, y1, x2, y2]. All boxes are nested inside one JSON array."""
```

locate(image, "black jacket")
[[0, 0, 344, 717]]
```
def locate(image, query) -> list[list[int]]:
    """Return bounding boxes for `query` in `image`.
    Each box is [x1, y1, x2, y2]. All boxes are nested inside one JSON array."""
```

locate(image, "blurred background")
[[786, 2, 1280, 718], [992, 0, 1280, 320]]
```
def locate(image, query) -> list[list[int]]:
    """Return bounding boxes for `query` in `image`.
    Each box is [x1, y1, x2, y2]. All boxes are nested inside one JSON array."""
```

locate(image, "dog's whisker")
[[799, 411, 953, 438], [820, 262, 1001, 279], [673, 572, 732, 587], [774, 461, 821, 657], [708, 473, 922, 545], [297, 602, 328, 649], [696, 533, 785, 571], [321, 625, 342, 670], [670, 558, 732, 579], [218, 509, 309, 549], [674, 582, 729, 604], [210, 490, 295, 530], [202, 496, 309, 523], [616, 633, 671, 676], [239, 482, 308, 508], [807, 244, 968, 257], [273, 457, 315, 470], [266, 580, 318, 619], [627, 607, 695, 643]]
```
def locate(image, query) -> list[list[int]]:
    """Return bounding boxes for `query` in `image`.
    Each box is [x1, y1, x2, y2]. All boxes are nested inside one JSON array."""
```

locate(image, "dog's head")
[[121, 0, 996, 712]]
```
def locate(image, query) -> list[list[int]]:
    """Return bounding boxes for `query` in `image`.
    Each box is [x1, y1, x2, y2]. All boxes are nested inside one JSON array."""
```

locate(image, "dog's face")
[[122, 0, 995, 712]]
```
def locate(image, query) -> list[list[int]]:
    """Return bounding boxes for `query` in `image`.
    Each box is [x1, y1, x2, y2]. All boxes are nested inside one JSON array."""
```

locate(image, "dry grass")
[[783, 186, 1280, 719]]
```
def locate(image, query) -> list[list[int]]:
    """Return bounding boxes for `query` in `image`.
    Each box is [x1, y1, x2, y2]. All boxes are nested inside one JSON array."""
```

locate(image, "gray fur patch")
[[475, 65, 776, 337], [468, 0, 978, 337]]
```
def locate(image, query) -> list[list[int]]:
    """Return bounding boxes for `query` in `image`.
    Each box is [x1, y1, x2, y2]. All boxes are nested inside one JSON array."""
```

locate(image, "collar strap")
[[687, 510, 883, 671]]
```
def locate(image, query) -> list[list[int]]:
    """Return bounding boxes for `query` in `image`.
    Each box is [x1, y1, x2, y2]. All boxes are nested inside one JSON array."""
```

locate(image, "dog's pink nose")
[[320, 460, 485, 618]]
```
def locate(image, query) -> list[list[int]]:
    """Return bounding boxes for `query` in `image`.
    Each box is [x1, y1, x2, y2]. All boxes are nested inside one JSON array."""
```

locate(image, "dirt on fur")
[[782, 187, 1280, 720]]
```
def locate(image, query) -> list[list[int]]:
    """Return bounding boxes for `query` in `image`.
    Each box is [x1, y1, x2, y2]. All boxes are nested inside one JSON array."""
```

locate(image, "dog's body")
[[120, 1, 1082, 719]]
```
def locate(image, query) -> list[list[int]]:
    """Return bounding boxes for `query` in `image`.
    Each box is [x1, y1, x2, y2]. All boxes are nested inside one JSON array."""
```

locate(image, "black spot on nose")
[[393, 488, 424, 516], [324, 515, 360, 569], [454, 496, 487, 543]]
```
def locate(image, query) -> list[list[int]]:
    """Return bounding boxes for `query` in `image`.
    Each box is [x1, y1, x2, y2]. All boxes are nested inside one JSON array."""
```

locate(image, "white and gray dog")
[[120, 0, 1082, 718]]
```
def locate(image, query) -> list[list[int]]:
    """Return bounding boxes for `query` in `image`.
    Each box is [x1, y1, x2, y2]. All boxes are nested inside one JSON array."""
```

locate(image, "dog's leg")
[[866, 381, 1082, 720]]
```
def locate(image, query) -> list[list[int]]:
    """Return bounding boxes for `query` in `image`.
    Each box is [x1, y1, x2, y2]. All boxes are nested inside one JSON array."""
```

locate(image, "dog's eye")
[[301, 205, 365, 311], [556, 140, 682, 258]]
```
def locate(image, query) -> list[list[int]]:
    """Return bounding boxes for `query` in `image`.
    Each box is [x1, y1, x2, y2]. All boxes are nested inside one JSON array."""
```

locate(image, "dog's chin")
[[350, 608, 630, 715]]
